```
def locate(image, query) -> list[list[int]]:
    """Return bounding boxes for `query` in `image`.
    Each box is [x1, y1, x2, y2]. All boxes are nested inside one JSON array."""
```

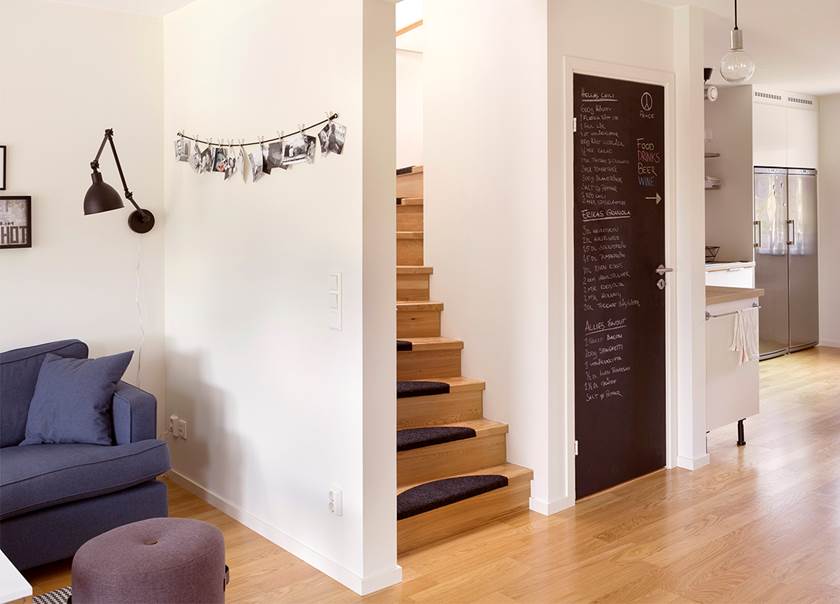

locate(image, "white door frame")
[[561, 56, 678, 502]]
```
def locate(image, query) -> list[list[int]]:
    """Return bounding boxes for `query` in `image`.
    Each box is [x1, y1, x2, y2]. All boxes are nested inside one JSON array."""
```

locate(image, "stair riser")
[[397, 309, 440, 338], [397, 237, 424, 266], [397, 389, 483, 429], [398, 349, 461, 380], [397, 205, 423, 232], [397, 478, 531, 554], [397, 273, 431, 302], [397, 172, 423, 198], [398, 434, 507, 487]]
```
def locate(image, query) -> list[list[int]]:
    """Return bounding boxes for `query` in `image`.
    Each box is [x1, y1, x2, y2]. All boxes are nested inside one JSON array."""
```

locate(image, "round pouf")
[[72, 518, 226, 604]]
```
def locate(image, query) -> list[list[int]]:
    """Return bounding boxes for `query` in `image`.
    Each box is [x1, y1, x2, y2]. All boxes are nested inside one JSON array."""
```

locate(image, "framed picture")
[[0, 146, 6, 190], [0, 196, 32, 249]]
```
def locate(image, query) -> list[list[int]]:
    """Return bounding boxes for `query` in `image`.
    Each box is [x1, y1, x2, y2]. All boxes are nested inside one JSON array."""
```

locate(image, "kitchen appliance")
[[754, 167, 819, 359]]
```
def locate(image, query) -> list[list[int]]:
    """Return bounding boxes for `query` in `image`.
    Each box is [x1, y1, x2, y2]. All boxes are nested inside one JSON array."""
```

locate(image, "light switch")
[[328, 273, 342, 330]]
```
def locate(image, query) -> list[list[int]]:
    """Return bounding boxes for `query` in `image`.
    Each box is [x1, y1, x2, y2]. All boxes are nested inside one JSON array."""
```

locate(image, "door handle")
[[787, 219, 795, 246], [753, 220, 761, 249], [655, 265, 674, 276]]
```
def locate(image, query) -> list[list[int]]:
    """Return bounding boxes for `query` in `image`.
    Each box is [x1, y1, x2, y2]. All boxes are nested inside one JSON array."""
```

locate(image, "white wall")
[[163, 0, 397, 594], [819, 94, 840, 347], [424, 0, 551, 510], [396, 49, 423, 169], [0, 1, 165, 424]]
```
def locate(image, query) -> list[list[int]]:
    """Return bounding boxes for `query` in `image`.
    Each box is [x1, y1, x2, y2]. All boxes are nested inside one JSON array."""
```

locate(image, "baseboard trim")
[[529, 495, 574, 515], [677, 454, 710, 470], [819, 340, 840, 349], [166, 470, 402, 596]]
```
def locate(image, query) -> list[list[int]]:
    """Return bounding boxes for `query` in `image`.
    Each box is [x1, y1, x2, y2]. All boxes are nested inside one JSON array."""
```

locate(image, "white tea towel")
[[730, 307, 759, 365]]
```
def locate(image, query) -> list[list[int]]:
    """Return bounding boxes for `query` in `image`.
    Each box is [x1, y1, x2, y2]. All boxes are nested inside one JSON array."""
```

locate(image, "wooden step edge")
[[397, 301, 443, 311], [397, 231, 424, 240], [410, 376, 485, 392], [396, 197, 424, 206], [397, 165, 424, 175], [397, 266, 433, 275], [398, 337, 464, 351], [397, 463, 532, 496]]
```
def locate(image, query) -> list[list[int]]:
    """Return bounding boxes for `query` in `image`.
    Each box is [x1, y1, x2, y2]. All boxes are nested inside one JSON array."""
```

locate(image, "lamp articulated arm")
[[85, 128, 155, 234]]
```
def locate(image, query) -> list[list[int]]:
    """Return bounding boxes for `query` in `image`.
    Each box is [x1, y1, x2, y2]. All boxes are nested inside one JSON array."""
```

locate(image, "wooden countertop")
[[706, 286, 765, 306]]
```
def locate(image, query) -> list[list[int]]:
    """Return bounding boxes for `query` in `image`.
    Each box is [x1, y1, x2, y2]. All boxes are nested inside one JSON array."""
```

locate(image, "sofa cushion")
[[1, 340, 89, 448], [0, 439, 170, 520], [21, 351, 133, 446]]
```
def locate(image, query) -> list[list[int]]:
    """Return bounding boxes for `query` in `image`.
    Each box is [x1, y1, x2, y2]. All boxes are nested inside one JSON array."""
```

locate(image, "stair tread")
[[397, 463, 533, 496], [397, 231, 424, 240], [398, 419, 507, 448], [398, 337, 464, 351], [397, 165, 424, 175], [410, 376, 485, 392], [396, 197, 424, 206], [397, 266, 433, 274], [397, 301, 443, 311]]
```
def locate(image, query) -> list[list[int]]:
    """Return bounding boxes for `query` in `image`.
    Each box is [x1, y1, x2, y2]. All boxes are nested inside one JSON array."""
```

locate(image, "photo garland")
[[174, 113, 346, 183]]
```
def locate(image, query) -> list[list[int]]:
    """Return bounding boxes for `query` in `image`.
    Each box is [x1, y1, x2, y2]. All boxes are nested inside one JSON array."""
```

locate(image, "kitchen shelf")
[[705, 152, 721, 158], [705, 183, 721, 190]]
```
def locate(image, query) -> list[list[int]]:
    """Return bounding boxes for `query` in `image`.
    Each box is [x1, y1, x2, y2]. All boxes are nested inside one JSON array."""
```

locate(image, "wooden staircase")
[[396, 166, 532, 554]]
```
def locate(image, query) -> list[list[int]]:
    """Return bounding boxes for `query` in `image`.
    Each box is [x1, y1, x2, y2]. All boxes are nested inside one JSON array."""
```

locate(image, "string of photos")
[[173, 112, 346, 182]]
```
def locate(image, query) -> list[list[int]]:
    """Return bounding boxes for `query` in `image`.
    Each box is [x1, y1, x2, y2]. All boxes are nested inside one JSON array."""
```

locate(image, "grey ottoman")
[[71, 518, 226, 603]]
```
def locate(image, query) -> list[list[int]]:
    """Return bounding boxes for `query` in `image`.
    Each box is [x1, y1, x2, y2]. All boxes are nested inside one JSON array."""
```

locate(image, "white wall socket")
[[176, 418, 188, 440], [328, 487, 343, 516], [168, 415, 179, 436]]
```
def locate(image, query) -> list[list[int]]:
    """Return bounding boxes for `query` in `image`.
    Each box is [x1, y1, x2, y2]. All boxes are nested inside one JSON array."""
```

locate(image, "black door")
[[573, 73, 666, 499]]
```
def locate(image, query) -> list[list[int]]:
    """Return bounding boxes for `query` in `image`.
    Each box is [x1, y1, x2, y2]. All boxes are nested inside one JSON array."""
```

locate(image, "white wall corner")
[[529, 495, 575, 516], [676, 453, 710, 471]]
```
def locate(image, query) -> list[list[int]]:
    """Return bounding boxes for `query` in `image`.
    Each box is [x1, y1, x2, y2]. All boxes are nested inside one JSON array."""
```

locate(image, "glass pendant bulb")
[[720, 28, 755, 83]]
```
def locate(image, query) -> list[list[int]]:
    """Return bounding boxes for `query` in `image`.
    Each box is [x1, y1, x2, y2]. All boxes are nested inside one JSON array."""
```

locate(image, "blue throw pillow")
[[20, 351, 133, 446]]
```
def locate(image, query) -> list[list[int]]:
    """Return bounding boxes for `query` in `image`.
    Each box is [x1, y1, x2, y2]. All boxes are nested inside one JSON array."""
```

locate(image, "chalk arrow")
[[645, 193, 662, 205]]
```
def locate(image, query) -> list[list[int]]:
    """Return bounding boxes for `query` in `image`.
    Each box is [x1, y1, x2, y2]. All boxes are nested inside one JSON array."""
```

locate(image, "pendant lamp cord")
[[734, 0, 739, 30]]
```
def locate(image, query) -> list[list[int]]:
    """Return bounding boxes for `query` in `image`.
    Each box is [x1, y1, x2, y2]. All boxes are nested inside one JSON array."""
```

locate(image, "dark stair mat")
[[396, 166, 415, 175], [396, 197, 404, 205], [397, 381, 450, 399], [397, 426, 477, 452], [397, 340, 413, 351], [397, 475, 509, 520]]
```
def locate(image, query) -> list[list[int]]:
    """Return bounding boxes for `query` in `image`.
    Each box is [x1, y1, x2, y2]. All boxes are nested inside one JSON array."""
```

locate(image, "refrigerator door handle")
[[753, 220, 761, 249], [787, 219, 795, 246]]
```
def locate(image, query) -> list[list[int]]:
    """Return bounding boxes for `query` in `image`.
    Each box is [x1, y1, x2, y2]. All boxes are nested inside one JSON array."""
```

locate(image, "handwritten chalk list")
[[574, 74, 667, 498]]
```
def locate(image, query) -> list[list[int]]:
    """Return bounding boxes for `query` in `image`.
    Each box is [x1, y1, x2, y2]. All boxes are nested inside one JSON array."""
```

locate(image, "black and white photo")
[[174, 137, 190, 161], [0, 196, 31, 249], [261, 143, 272, 175], [199, 145, 214, 173], [318, 122, 346, 155], [250, 147, 264, 181], [268, 141, 289, 169], [212, 147, 228, 173], [281, 132, 316, 166]]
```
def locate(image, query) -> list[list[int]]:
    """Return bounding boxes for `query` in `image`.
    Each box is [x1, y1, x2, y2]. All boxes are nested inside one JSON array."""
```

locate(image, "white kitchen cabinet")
[[706, 295, 761, 433], [753, 100, 787, 167], [752, 88, 819, 169], [787, 106, 819, 168]]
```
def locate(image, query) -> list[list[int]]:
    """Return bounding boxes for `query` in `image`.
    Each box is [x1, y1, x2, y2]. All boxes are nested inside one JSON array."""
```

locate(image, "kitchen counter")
[[706, 286, 764, 306]]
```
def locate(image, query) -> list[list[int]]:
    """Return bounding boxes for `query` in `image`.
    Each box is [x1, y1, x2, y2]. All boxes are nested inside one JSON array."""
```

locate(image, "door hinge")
[[574, 440, 579, 456], [573, 117, 577, 133]]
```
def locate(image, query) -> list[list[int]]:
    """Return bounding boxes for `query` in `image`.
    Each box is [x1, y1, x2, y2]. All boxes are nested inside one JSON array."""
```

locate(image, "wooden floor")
[[26, 346, 840, 602]]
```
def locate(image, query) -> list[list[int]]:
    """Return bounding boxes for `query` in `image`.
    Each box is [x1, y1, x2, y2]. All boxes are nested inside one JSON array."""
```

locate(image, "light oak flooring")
[[26, 346, 840, 602]]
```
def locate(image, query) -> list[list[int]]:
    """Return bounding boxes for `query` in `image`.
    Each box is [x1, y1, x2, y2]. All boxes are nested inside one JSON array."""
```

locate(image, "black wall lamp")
[[84, 128, 155, 233]]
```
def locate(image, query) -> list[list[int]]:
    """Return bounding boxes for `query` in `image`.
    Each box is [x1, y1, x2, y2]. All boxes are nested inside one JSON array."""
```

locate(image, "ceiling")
[[648, 0, 840, 95], [50, 0, 195, 16]]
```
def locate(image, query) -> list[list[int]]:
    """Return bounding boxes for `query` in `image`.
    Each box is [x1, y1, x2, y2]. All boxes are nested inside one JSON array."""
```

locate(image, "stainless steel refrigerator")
[[754, 167, 819, 360]]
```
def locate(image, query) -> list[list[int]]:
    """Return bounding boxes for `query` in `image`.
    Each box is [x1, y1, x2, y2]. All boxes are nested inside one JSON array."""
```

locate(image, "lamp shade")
[[84, 170, 124, 215]]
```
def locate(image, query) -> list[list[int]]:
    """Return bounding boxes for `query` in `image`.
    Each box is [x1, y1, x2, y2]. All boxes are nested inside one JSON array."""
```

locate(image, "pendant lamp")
[[719, 0, 755, 83]]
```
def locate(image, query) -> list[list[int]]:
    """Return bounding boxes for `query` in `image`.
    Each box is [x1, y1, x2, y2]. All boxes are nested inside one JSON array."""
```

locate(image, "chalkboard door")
[[573, 73, 667, 499]]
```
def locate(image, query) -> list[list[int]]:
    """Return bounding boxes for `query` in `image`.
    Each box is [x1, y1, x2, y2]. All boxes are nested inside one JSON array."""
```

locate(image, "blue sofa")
[[0, 340, 171, 570]]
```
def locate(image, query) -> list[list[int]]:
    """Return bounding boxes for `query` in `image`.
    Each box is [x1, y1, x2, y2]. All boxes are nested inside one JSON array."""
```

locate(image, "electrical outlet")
[[328, 487, 343, 516], [168, 415, 179, 436], [177, 418, 188, 440]]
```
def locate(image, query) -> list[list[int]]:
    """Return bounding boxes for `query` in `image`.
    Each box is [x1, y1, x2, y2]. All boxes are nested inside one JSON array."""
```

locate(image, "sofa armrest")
[[112, 381, 157, 445]]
